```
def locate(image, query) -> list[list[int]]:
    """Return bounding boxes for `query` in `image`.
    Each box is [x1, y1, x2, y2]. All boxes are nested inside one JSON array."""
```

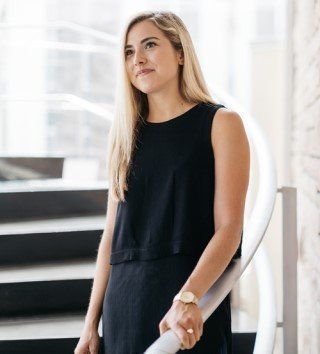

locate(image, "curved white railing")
[[213, 86, 278, 354], [144, 85, 278, 354], [0, 21, 117, 43], [0, 21, 118, 53], [0, 94, 113, 122]]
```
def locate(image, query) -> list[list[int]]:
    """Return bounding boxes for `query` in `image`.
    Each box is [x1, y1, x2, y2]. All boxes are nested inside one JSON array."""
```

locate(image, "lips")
[[136, 69, 154, 77]]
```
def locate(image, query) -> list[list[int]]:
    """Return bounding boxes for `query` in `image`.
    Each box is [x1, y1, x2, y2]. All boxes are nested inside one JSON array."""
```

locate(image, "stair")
[[0, 156, 65, 181], [0, 309, 256, 354], [0, 215, 105, 265], [0, 179, 108, 222], [232, 309, 257, 353], [0, 313, 96, 354], [0, 260, 96, 317], [0, 178, 257, 354]]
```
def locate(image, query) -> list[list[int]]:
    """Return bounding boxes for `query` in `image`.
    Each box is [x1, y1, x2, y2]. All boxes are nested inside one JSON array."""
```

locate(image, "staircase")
[[0, 159, 257, 354], [0, 156, 65, 181]]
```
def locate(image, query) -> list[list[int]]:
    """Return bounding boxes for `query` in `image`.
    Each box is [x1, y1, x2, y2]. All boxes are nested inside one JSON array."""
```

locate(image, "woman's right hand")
[[74, 324, 101, 354]]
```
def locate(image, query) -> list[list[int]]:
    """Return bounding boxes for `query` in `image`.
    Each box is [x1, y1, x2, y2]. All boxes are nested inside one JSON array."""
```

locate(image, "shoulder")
[[213, 106, 244, 132], [200, 102, 242, 124], [210, 106, 249, 153]]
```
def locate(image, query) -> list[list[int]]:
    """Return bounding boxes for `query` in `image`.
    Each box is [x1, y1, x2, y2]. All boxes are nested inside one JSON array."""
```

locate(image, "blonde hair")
[[107, 10, 218, 202]]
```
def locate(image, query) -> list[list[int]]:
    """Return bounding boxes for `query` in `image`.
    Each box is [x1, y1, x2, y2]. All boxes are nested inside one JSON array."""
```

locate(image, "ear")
[[179, 52, 184, 65]]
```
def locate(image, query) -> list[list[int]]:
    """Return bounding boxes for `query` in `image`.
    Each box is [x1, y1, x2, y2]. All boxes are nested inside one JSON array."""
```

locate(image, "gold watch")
[[173, 291, 199, 305]]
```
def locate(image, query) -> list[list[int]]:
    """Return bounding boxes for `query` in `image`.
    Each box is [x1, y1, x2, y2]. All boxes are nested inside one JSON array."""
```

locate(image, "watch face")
[[181, 291, 194, 302]]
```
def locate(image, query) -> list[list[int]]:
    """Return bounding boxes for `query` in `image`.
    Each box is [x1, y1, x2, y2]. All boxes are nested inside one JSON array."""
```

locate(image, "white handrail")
[[0, 21, 117, 53], [144, 84, 278, 353], [0, 21, 118, 44], [0, 39, 112, 53], [0, 94, 113, 122]]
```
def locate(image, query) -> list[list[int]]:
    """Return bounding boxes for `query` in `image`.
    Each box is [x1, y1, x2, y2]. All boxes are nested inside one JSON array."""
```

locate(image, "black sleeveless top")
[[109, 102, 242, 265]]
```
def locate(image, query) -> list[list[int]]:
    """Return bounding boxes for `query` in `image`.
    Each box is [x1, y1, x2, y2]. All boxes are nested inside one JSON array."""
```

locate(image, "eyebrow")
[[125, 36, 160, 50]]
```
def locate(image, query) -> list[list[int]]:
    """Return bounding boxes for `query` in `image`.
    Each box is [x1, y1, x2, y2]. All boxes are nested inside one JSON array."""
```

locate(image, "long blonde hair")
[[107, 10, 218, 202]]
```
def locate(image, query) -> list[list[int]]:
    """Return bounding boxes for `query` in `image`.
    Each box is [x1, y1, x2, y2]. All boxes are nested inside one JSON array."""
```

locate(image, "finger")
[[193, 325, 200, 342], [159, 320, 169, 336], [185, 329, 196, 348], [180, 317, 199, 346], [89, 341, 100, 354], [195, 316, 203, 339], [172, 323, 191, 349], [199, 323, 204, 338], [187, 321, 200, 342], [89, 343, 99, 354], [181, 322, 199, 348]]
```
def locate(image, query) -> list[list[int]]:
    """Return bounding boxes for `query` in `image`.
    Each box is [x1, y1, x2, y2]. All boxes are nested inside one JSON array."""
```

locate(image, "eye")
[[124, 41, 157, 57], [145, 41, 156, 49]]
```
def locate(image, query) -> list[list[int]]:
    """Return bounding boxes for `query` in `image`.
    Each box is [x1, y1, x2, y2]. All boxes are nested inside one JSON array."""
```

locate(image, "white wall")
[[291, 0, 320, 351]]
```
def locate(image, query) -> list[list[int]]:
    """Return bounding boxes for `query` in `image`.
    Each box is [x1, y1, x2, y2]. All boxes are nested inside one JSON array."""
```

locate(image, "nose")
[[133, 49, 146, 66]]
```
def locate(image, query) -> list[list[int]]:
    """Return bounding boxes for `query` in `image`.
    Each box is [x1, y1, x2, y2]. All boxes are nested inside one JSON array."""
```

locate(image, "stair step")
[[0, 310, 255, 340], [0, 215, 105, 265], [0, 178, 108, 192], [0, 259, 96, 283], [0, 313, 102, 340], [0, 309, 256, 354], [231, 309, 257, 354], [0, 179, 108, 221], [0, 260, 96, 317], [0, 314, 93, 354], [0, 156, 64, 181], [0, 214, 106, 233]]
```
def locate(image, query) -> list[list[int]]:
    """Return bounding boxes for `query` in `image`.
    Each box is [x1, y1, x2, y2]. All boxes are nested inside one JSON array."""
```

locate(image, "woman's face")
[[125, 20, 183, 95]]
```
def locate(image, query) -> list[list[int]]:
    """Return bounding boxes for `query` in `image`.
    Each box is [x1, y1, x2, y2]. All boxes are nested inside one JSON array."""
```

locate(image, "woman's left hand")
[[159, 300, 203, 350]]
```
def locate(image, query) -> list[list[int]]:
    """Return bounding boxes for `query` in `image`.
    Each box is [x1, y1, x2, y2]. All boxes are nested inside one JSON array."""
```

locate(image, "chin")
[[136, 85, 158, 95]]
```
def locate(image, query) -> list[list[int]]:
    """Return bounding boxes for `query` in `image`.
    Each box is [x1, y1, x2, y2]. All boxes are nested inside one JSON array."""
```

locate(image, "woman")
[[74, 10, 250, 354]]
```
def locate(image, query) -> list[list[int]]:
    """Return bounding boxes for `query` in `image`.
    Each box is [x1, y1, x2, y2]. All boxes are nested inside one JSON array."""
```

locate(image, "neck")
[[147, 95, 193, 123]]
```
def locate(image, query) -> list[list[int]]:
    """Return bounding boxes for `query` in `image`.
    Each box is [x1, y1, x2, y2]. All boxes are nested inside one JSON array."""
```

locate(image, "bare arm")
[[158, 109, 250, 350], [84, 190, 119, 329], [178, 108, 250, 299]]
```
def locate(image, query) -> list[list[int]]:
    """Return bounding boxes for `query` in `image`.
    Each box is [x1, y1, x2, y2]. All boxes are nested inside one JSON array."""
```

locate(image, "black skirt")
[[100, 253, 232, 354]]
